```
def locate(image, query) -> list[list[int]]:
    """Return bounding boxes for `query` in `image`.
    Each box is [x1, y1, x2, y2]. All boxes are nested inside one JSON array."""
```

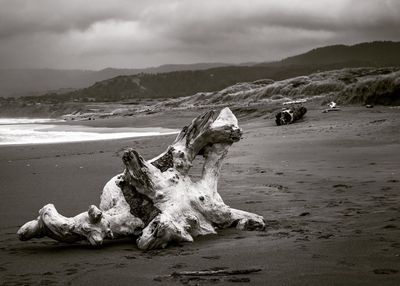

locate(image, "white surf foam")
[[0, 118, 64, 125], [0, 119, 178, 145]]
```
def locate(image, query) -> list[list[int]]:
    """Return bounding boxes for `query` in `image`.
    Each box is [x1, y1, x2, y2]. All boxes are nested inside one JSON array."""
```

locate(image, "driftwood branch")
[[17, 204, 142, 246], [171, 268, 262, 277], [18, 108, 265, 249]]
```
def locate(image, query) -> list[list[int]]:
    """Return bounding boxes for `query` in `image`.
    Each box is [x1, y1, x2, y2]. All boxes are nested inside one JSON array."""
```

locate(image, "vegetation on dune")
[[16, 65, 334, 103], [0, 67, 399, 118], [15, 63, 396, 105], [154, 67, 400, 109], [338, 71, 400, 105]]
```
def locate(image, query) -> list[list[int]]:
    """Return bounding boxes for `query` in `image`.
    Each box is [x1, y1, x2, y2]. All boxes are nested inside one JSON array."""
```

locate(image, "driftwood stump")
[[275, 106, 307, 126], [18, 108, 265, 249]]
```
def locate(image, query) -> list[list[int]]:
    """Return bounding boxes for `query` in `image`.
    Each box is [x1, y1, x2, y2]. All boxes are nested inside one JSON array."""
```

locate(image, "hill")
[[21, 64, 356, 103], [2, 41, 400, 99], [278, 41, 400, 66], [0, 63, 229, 98], [21, 41, 400, 103], [2, 41, 400, 103]]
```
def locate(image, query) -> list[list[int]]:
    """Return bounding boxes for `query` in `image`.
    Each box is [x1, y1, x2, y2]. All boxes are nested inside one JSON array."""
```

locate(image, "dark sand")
[[0, 106, 399, 285]]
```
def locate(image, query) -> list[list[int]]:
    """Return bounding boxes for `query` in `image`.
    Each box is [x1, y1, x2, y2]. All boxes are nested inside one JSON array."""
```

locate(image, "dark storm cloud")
[[0, 0, 142, 38], [0, 0, 399, 69]]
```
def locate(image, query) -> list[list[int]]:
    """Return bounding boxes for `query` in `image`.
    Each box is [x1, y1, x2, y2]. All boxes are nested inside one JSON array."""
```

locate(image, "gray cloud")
[[0, 0, 146, 38], [0, 0, 399, 69]]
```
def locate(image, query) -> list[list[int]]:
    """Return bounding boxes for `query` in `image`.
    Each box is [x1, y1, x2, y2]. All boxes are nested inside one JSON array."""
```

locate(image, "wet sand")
[[0, 106, 399, 285]]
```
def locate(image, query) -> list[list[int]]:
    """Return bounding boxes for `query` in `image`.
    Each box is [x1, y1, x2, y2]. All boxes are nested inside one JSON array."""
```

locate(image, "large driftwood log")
[[275, 106, 307, 126], [18, 108, 265, 249]]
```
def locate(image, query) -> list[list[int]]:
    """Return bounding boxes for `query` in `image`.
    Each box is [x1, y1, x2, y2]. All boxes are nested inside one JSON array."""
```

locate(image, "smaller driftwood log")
[[275, 106, 307, 126], [18, 108, 265, 249]]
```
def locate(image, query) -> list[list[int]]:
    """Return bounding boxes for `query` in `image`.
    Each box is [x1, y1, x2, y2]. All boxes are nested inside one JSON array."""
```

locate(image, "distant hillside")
[[0, 63, 229, 98], [22, 64, 353, 103], [1, 67, 398, 118], [3, 41, 400, 101], [279, 41, 400, 66]]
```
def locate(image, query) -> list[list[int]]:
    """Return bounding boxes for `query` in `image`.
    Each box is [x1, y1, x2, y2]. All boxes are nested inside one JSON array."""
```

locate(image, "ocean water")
[[0, 118, 178, 145]]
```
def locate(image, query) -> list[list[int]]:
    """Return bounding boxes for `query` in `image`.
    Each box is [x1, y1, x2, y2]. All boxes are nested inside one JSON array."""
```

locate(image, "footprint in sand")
[[210, 266, 230, 271], [373, 269, 398, 275], [391, 242, 400, 248], [318, 234, 334, 239], [264, 183, 288, 191], [171, 263, 187, 269], [202, 255, 221, 260], [311, 254, 325, 259], [249, 166, 267, 174], [245, 200, 262, 204], [39, 278, 57, 285], [65, 268, 78, 275], [325, 200, 342, 207], [360, 181, 377, 186], [299, 212, 310, 217], [337, 260, 355, 267], [333, 184, 352, 193], [226, 277, 251, 283], [332, 184, 352, 189]]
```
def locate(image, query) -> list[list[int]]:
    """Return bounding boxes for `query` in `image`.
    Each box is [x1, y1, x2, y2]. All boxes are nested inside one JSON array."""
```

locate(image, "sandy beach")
[[0, 106, 399, 285]]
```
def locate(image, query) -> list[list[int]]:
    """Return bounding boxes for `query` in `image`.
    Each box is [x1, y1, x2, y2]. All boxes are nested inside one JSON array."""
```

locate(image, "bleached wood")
[[18, 108, 265, 249], [17, 203, 143, 246]]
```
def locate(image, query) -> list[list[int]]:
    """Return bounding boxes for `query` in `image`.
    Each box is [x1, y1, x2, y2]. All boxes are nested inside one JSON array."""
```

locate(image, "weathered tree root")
[[18, 107, 265, 249], [17, 204, 143, 246]]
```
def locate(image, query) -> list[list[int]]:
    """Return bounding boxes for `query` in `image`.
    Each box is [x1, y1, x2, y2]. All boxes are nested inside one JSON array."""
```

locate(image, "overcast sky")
[[0, 0, 399, 70]]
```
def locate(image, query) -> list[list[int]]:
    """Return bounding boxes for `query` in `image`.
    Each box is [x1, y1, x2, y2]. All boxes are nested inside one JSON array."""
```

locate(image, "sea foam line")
[[0, 122, 178, 145]]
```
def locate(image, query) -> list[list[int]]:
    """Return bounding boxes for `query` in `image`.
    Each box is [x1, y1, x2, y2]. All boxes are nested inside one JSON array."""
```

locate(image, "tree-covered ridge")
[[7, 41, 400, 104], [279, 41, 400, 66]]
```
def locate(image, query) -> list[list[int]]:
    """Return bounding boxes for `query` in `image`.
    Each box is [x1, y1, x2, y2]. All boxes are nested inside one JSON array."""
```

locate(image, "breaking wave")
[[0, 119, 178, 145]]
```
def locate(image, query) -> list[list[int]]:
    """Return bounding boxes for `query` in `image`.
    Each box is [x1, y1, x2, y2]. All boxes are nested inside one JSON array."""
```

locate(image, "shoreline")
[[0, 116, 180, 146]]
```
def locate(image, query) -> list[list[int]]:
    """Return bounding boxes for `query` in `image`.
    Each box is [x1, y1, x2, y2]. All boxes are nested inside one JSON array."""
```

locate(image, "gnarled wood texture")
[[18, 108, 265, 249]]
